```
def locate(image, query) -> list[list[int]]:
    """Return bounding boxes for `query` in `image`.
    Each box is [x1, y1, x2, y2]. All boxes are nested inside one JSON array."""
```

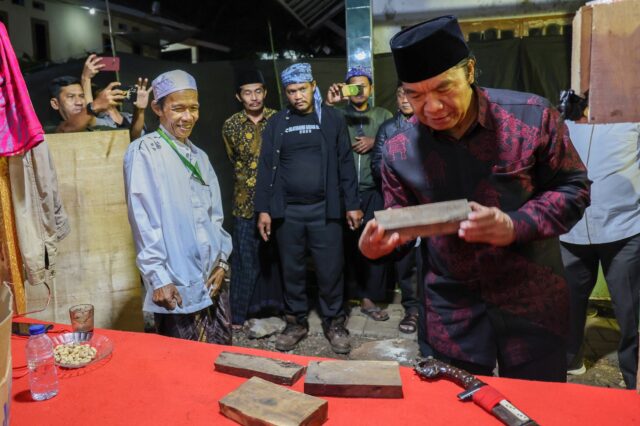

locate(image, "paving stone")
[[244, 317, 286, 339], [386, 304, 405, 320], [308, 309, 323, 335], [346, 315, 366, 336], [363, 319, 401, 339], [596, 327, 621, 343], [349, 338, 419, 366]]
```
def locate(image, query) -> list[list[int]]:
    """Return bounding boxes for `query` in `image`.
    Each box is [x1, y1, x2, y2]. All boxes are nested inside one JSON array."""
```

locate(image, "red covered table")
[[9, 322, 640, 425]]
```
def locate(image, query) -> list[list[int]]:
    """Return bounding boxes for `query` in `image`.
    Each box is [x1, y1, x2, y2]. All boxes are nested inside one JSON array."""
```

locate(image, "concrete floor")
[[305, 302, 627, 389]]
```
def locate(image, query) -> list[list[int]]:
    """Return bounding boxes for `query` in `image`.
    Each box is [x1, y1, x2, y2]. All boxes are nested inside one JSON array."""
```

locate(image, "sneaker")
[[275, 319, 308, 352], [322, 317, 351, 354], [567, 363, 586, 375], [567, 358, 586, 375]]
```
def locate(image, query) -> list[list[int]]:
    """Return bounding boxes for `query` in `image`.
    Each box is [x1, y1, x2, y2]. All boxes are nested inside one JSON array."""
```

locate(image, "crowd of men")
[[45, 15, 638, 389]]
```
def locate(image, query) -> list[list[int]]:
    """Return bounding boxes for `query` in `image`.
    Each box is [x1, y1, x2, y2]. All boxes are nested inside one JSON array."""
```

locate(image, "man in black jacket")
[[371, 82, 421, 334], [255, 63, 363, 354]]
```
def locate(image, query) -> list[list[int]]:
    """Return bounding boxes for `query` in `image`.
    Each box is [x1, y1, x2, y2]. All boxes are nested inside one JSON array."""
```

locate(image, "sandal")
[[360, 306, 389, 321], [399, 312, 419, 334]]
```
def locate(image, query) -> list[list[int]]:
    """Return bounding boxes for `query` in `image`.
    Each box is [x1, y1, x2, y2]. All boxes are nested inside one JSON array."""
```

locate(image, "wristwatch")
[[217, 260, 229, 273], [86, 102, 99, 117]]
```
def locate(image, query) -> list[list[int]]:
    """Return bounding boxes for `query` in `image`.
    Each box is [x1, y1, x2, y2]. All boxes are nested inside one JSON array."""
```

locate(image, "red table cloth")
[[9, 322, 639, 425]]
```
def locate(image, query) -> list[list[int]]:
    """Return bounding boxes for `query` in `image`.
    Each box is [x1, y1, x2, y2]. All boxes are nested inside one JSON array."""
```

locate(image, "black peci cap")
[[235, 69, 266, 91], [390, 15, 470, 83]]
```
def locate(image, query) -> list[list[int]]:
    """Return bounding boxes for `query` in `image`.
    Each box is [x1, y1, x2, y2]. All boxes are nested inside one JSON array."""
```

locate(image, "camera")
[[558, 90, 588, 121]]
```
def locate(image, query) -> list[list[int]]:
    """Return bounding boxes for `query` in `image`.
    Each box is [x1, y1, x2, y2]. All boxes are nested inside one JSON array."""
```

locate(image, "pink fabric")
[[0, 22, 44, 157]]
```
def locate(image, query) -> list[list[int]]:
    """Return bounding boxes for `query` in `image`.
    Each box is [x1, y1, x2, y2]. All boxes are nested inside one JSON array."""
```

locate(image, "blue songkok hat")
[[345, 65, 372, 83], [280, 62, 323, 123]]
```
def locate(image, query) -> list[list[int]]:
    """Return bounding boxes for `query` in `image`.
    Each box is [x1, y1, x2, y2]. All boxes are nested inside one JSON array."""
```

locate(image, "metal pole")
[[268, 19, 283, 109], [105, 0, 120, 82]]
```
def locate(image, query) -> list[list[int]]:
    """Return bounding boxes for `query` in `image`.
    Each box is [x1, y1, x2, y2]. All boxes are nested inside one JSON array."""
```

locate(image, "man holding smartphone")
[[326, 67, 393, 322]]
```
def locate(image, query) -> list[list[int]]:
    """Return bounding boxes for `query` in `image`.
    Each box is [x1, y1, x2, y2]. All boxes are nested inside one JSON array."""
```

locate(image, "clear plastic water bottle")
[[25, 324, 59, 401]]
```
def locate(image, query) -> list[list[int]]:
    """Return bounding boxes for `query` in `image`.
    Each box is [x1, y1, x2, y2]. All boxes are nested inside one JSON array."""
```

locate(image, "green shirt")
[[338, 104, 392, 191]]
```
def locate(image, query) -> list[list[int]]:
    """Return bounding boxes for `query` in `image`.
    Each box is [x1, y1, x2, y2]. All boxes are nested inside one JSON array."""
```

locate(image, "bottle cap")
[[28, 324, 46, 335]]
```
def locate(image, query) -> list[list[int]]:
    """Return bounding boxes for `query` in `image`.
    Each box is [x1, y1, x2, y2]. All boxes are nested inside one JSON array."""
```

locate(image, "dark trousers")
[[230, 216, 284, 325], [560, 234, 640, 389], [345, 189, 388, 301], [230, 216, 260, 324], [429, 307, 567, 383], [275, 202, 345, 323], [395, 245, 420, 314]]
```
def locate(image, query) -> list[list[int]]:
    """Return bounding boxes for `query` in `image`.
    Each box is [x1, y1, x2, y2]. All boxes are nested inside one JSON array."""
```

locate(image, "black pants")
[[345, 189, 388, 301], [561, 234, 640, 389], [395, 245, 420, 314], [429, 307, 568, 383], [275, 202, 345, 322]]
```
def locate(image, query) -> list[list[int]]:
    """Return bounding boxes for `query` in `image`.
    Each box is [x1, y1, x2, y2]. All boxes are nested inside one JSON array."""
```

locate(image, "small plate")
[[50, 332, 113, 369]]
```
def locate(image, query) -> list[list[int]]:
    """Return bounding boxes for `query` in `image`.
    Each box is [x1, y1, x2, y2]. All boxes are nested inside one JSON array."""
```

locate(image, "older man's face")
[[402, 60, 475, 135], [152, 89, 199, 142], [285, 81, 316, 114]]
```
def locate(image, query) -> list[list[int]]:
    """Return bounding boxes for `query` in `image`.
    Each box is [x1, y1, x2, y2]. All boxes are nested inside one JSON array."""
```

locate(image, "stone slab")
[[214, 351, 306, 385], [220, 376, 328, 426], [304, 360, 403, 398]]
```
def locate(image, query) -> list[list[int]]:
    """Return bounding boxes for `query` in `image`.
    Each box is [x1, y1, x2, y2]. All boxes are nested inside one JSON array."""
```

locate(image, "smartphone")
[[99, 56, 120, 72], [119, 85, 138, 101], [341, 84, 363, 97], [11, 321, 53, 336]]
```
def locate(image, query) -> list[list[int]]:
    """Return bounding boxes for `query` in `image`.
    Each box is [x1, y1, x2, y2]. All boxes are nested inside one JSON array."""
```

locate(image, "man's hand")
[[458, 201, 516, 246], [257, 212, 272, 242], [152, 284, 183, 310], [358, 219, 406, 259], [352, 136, 375, 154], [81, 54, 104, 81], [206, 266, 226, 298], [346, 209, 364, 231], [326, 83, 345, 106], [134, 77, 151, 110], [93, 81, 127, 113]]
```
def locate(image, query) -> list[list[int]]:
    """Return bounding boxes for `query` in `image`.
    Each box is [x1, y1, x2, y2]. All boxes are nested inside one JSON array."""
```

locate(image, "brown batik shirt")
[[222, 107, 276, 218]]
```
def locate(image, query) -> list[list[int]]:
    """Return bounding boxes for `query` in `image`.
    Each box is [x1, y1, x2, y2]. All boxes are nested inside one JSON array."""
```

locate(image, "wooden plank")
[[219, 376, 328, 426], [374, 199, 469, 240], [587, 0, 640, 123], [0, 157, 25, 314], [214, 351, 306, 385], [304, 360, 403, 398]]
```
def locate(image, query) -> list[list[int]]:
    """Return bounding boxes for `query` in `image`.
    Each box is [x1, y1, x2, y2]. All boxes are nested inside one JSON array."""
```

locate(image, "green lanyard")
[[156, 127, 206, 185]]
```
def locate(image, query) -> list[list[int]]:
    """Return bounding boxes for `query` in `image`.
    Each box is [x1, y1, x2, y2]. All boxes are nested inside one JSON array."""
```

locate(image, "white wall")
[[0, 0, 155, 62]]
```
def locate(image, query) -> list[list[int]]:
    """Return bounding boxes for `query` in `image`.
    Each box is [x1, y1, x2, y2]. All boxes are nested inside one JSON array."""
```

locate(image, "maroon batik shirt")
[[381, 87, 590, 367]]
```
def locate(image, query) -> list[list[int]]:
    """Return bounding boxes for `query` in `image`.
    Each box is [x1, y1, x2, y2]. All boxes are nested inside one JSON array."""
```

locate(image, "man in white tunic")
[[124, 70, 233, 344]]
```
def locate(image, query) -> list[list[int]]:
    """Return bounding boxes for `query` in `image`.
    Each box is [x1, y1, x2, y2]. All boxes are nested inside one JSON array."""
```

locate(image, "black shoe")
[[275, 318, 308, 352], [322, 317, 351, 354]]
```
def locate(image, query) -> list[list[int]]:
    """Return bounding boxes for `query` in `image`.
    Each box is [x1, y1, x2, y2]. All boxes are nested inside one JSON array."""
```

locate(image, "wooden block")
[[214, 351, 306, 385], [219, 377, 328, 426], [304, 360, 403, 398], [374, 199, 469, 240], [572, 0, 640, 123]]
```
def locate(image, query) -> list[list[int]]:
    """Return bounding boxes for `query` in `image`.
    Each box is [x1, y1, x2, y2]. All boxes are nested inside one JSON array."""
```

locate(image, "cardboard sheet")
[[26, 130, 142, 331]]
